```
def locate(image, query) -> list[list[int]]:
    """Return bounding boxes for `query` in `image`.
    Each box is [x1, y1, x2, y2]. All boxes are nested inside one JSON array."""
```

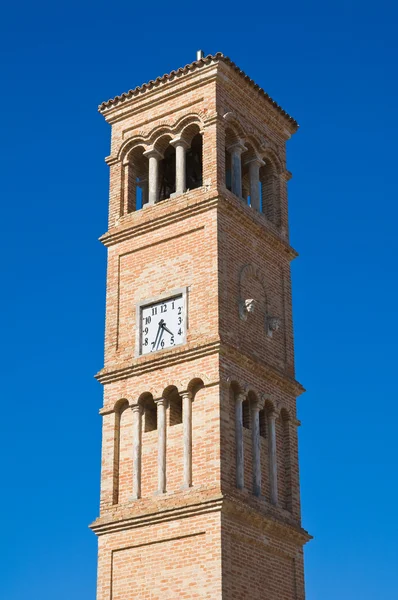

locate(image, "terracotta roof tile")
[[98, 53, 298, 130]]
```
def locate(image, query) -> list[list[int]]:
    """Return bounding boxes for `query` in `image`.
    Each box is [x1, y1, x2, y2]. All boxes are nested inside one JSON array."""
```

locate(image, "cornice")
[[95, 338, 304, 397], [95, 340, 221, 384], [220, 342, 305, 397], [100, 192, 219, 247], [217, 190, 298, 261], [222, 494, 312, 546], [100, 190, 297, 261], [90, 495, 223, 536], [99, 54, 298, 133], [102, 67, 218, 126], [89, 492, 310, 547]]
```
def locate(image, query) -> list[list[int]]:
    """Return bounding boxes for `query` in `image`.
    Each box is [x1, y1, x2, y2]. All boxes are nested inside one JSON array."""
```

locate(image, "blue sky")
[[1, 1, 397, 598]]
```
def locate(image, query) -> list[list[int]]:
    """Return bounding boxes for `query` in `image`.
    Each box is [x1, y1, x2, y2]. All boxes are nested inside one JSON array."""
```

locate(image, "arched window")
[[169, 394, 183, 426], [112, 400, 129, 505], [259, 409, 267, 438], [242, 398, 250, 429], [144, 397, 157, 432], [186, 133, 203, 190], [159, 144, 176, 201], [260, 160, 281, 227], [123, 146, 148, 213]]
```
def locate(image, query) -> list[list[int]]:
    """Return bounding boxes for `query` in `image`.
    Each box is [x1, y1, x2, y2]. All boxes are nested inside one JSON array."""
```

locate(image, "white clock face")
[[140, 295, 186, 355]]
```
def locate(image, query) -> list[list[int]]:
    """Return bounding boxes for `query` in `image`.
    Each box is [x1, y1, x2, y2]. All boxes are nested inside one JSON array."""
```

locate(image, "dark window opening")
[[144, 403, 157, 432], [159, 146, 176, 200], [169, 395, 183, 426], [186, 134, 203, 190], [259, 409, 267, 438], [242, 399, 250, 429]]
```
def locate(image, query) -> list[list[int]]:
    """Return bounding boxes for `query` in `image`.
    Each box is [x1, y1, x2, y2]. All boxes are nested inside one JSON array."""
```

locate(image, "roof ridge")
[[98, 53, 298, 129]]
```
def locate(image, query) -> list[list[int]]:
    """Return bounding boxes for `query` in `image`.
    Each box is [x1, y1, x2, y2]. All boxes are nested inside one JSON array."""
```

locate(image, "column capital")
[[131, 403, 143, 414], [227, 140, 247, 155], [236, 391, 247, 404], [268, 409, 279, 421], [245, 155, 265, 168], [154, 397, 169, 408], [143, 147, 163, 160], [180, 390, 193, 401], [170, 135, 190, 150]]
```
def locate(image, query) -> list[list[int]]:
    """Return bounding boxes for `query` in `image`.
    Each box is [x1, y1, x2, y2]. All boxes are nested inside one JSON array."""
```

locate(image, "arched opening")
[[143, 396, 157, 432], [112, 399, 129, 505], [169, 391, 183, 426], [186, 133, 203, 190], [124, 145, 147, 213], [259, 409, 267, 438], [158, 136, 176, 201], [280, 408, 292, 511], [242, 398, 251, 429], [260, 159, 280, 226], [225, 127, 241, 192]]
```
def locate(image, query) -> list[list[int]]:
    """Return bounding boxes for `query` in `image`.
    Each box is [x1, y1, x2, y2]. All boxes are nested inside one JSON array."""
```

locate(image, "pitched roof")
[[98, 53, 298, 130]]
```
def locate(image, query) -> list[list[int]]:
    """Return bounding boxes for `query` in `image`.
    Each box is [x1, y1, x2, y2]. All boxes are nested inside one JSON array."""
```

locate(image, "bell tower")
[[91, 52, 311, 600]]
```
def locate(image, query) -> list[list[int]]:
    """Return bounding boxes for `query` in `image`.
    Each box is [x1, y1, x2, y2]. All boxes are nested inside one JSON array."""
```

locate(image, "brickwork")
[[91, 54, 310, 599]]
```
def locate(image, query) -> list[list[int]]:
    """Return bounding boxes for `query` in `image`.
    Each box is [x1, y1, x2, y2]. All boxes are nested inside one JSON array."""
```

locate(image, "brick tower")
[[91, 52, 310, 600]]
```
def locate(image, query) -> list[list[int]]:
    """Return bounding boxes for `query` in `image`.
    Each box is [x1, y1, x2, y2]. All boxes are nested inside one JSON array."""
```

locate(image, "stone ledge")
[[89, 490, 311, 547]]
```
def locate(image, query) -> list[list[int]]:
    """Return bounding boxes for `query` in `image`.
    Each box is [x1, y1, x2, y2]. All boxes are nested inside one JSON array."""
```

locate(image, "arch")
[[280, 407, 293, 512], [187, 376, 205, 397], [223, 111, 246, 141], [241, 141, 258, 205], [139, 392, 157, 433], [112, 399, 129, 505], [259, 148, 284, 228], [239, 263, 269, 323]]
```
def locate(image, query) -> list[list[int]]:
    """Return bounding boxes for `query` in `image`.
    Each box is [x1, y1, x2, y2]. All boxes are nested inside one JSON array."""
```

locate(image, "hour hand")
[[161, 323, 173, 336]]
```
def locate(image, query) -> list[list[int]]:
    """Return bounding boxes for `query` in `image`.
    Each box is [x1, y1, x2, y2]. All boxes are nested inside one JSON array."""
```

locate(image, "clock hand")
[[156, 325, 164, 350], [151, 321, 163, 351], [161, 323, 173, 336]]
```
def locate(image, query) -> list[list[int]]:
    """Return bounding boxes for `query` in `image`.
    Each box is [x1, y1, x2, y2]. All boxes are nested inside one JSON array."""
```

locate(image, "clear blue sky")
[[1, 1, 397, 598]]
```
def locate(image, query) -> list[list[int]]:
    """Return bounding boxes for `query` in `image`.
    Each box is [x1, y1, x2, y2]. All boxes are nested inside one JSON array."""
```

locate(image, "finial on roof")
[[196, 50, 204, 61]]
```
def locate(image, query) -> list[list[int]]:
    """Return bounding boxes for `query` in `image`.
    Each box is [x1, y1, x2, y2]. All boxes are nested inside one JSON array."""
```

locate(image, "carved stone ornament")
[[239, 298, 257, 321], [266, 316, 281, 338]]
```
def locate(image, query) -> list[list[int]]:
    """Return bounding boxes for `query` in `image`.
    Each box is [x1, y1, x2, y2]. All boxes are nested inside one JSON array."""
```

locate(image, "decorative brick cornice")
[[99, 192, 219, 247], [90, 491, 310, 547], [98, 53, 298, 133], [222, 494, 312, 546], [99, 190, 297, 261], [90, 494, 224, 536], [220, 343, 305, 397], [217, 190, 298, 260], [95, 340, 221, 384], [95, 337, 303, 397]]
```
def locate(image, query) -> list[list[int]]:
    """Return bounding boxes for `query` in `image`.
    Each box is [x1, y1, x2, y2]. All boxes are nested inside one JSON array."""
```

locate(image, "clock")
[[137, 289, 187, 356]]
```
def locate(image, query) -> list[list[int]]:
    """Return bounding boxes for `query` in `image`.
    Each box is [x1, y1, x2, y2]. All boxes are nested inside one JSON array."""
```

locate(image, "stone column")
[[182, 391, 193, 488], [268, 411, 278, 505], [155, 398, 168, 493], [228, 141, 247, 198], [170, 136, 190, 196], [251, 400, 262, 496], [131, 403, 143, 500], [247, 157, 265, 212], [235, 392, 245, 489], [143, 148, 163, 205]]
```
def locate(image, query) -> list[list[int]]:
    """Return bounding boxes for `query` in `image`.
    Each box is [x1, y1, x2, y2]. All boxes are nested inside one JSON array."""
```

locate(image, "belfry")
[[91, 52, 311, 599]]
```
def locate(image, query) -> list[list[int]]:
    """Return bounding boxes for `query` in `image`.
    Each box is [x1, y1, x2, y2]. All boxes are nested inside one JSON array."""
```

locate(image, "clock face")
[[140, 294, 186, 355]]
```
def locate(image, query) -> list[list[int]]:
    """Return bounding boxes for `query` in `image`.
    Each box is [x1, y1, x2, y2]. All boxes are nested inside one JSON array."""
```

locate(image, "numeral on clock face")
[[140, 294, 186, 355]]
